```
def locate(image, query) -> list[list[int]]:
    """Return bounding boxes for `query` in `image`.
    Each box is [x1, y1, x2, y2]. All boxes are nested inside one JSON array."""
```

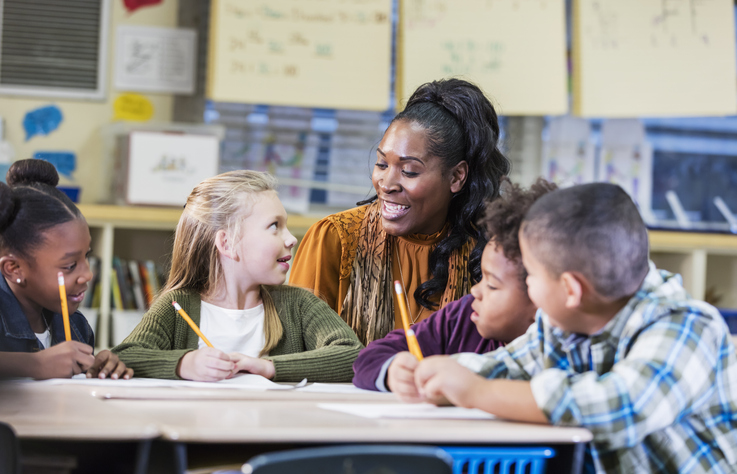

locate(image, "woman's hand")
[[228, 353, 276, 380], [177, 347, 235, 382], [386, 351, 422, 403], [87, 350, 133, 380], [31, 341, 96, 380]]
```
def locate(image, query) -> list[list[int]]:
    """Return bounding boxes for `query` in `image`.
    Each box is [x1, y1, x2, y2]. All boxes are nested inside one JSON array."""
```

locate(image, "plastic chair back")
[[0, 422, 20, 474], [242, 444, 454, 474], [441, 446, 556, 474]]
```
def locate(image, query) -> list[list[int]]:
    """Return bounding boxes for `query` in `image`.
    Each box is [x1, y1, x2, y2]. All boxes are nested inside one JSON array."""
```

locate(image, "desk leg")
[[570, 442, 586, 474], [135, 440, 152, 474], [141, 440, 187, 474]]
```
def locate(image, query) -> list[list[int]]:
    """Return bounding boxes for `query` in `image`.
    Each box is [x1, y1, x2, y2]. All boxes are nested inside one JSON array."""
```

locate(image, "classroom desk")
[[0, 381, 592, 474]]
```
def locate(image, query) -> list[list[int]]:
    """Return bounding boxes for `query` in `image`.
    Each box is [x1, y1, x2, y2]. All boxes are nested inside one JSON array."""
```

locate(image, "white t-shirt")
[[35, 329, 51, 350], [198, 301, 267, 357]]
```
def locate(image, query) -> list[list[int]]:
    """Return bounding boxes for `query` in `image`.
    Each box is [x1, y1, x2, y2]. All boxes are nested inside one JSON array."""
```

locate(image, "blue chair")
[[441, 446, 556, 474], [242, 445, 454, 474], [0, 422, 20, 474]]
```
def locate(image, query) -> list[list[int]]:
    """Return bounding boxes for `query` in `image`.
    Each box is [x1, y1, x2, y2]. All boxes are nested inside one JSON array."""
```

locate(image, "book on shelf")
[[128, 260, 146, 310], [80, 255, 100, 309], [109, 257, 165, 311], [110, 270, 124, 310]]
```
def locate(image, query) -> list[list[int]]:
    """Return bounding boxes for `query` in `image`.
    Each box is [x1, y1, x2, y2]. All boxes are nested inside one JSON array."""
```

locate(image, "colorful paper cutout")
[[33, 152, 76, 178], [23, 105, 63, 141], [122, 0, 162, 13], [113, 93, 154, 122]]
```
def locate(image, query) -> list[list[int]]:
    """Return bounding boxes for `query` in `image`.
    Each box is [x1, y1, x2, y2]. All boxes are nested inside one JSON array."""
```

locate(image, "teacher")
[[290, 78, 510, 345]]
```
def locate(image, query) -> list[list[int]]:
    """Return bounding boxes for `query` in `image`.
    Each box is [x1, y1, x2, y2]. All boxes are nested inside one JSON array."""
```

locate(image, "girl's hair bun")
[[0, 183, 18, 233], [6, 159, 60, 188]]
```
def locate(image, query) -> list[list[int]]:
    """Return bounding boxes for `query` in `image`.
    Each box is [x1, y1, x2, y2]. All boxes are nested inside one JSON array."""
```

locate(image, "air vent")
[[0, 0, 110, 100]]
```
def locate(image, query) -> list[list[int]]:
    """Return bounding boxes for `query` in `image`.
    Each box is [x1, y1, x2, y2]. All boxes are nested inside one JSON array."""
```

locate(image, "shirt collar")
[[0, 275, 39, 340], [553, 261, 664, 350]]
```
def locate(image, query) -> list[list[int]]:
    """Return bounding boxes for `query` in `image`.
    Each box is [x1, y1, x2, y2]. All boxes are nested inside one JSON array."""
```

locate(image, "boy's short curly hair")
[[477, 178, 558, 289]]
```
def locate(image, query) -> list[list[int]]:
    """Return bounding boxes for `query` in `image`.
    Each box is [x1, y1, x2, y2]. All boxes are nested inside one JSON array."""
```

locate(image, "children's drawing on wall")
[[263, 131, 307, 199], [541, 116, 595, 187], [220, 128, 316, 213], [597, 119, 654, 224]]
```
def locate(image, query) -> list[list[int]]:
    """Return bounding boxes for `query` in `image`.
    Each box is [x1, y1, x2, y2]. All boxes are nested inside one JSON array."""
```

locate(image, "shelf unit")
[[77, 204, 321, 349], [77, 204, 737, 349], [649, 231, 737, 312]]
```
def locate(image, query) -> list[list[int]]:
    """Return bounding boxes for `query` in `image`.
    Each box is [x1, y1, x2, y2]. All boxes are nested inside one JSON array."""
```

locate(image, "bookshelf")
[[77, 204, 321, 350], [77, 205, 737, 349], [649, 231, 737, 312]]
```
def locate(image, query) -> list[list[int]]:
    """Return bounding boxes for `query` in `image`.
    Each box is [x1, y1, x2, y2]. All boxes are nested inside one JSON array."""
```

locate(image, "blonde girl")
[[113, 171, 363, 382]]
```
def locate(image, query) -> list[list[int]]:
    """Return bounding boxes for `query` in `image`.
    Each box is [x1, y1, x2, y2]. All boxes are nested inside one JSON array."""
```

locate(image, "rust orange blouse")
[[289, 208, 445, 330]]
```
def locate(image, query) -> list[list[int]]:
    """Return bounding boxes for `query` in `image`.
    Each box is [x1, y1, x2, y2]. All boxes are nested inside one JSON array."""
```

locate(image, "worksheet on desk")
[[318, 403, 495, 420], [29, 374, 296, 391]]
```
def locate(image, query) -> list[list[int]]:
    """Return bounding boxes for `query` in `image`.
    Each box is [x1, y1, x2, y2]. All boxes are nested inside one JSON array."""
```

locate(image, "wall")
[[0, 0, 179, 204]]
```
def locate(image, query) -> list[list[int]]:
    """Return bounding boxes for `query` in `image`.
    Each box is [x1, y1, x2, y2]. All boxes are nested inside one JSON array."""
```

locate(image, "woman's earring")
[[15, 278, 21, 284]]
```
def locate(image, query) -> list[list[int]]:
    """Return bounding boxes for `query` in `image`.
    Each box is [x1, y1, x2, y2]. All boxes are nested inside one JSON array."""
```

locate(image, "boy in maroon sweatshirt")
[[353, 179, 557, 400]]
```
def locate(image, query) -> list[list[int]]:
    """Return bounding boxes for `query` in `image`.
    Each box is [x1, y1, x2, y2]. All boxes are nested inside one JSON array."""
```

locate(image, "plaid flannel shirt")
[[456, 263, 737, 473]]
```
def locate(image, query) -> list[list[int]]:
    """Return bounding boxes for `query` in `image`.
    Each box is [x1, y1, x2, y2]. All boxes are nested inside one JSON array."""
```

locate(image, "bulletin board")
[[206, 0, 392, 111], [573, 0, 737, 117], [398, 0, 568, 115]]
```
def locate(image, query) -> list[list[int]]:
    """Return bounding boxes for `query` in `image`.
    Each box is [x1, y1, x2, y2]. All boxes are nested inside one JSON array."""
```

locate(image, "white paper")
[[115, 25, 197, 94], [318, 403, 496, 420], [34, 374, 294, 391], [296, 383, 379, 394]]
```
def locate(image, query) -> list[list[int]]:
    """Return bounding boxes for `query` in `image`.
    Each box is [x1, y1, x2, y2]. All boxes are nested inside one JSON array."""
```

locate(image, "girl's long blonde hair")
[[163, 170, 283, 356]]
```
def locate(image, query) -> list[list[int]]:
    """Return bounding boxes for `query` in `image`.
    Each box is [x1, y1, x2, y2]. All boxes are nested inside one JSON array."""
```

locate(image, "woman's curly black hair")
[[361, 78, 511, 309], [478, 177, 558, 290]]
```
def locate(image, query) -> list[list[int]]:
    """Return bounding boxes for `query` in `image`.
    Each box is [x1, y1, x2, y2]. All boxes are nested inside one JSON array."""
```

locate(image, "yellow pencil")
[[394, 280, 424, 361], [57, 272, 71, 341], [172, 301, 214, 348]]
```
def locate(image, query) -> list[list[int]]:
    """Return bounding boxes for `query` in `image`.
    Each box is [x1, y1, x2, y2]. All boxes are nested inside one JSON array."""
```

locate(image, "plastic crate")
[[440, 447, 556, 474]]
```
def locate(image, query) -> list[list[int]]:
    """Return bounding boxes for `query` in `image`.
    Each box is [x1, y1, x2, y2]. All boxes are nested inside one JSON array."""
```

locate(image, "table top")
[[0, 381, 593, 445]]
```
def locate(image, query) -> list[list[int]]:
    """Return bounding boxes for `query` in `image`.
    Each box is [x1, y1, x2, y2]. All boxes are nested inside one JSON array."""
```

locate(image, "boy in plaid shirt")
[[414, 183, 737, 473]]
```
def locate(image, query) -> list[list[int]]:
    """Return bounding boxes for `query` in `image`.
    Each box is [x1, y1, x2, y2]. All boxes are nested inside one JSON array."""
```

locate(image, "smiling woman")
[[290, 78, 510, 345], [0, 159, 132, 380]]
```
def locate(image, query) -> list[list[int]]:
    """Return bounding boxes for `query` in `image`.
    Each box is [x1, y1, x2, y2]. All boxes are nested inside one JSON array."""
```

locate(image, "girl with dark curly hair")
[[290, 78, 510, 346]]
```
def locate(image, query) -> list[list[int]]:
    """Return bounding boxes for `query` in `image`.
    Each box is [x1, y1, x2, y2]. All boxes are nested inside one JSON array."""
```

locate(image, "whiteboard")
[[399, 0, 568, 115], [206, 0, 392, 111], [573, 0, 737, 117]]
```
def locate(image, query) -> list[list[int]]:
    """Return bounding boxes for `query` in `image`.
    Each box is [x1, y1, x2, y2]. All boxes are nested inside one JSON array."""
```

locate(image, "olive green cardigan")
[[112, 285, 363, 382]]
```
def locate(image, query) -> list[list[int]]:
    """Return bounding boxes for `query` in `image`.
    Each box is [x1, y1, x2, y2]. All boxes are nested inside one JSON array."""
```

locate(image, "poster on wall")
[[115, 25, 197, 94]]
